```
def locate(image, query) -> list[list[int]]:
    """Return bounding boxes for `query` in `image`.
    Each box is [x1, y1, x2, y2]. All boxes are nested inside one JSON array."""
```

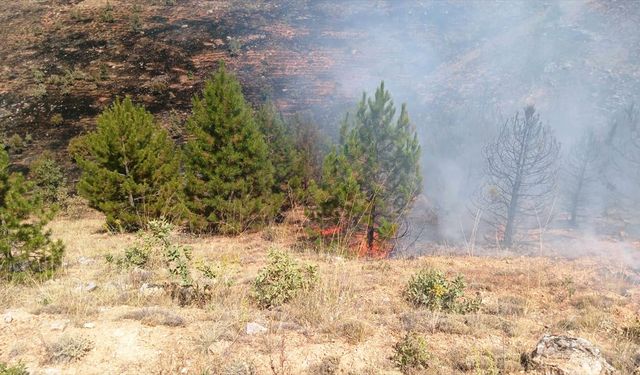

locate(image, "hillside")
[[1, 206, 639, 374]]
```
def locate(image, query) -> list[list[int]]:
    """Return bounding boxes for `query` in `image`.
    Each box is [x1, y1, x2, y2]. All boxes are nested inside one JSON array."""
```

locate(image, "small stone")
[[139, 283, 164, 297], [3, 314, 12, 323], [77, 256, 94, 266], [83, 322, 95, 329], [50, 319, 69, 331], [85, 282, 98, 292], [43, 369, 62, 375], [181, 24, 188, 28], [246, 322, 268, 335]]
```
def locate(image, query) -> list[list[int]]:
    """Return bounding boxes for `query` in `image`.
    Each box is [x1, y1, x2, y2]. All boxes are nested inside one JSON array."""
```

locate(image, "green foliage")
[[29, 153, 68, 208], [107, 219, 193, 286], [0, 148, 64, 281], [391, 332, 430, 373], [253, 250, 318, 308], [183, 62, 277, 234], [6, 134, 25, 154], [255, 103, 310, 208], [100, 2, 115, 23], [0, 362, 28, 375], [315, 82, 422, 251], [70, 97, 184, 231], [50, 113, 64, 126], [404, 269, 481, 313]]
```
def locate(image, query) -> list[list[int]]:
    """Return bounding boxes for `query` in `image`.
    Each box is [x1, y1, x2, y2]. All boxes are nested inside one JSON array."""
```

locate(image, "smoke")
[[285, 1, 640, 257]]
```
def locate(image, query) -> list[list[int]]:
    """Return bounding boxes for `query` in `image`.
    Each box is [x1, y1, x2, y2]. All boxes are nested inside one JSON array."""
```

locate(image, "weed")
[[391, 332, 430, 373], [0, 362, 28, 375], [100, 2, 115, 23], [7, 134, 25, 154], [253, 250, 318, 308], [405, 269, 481, 313]]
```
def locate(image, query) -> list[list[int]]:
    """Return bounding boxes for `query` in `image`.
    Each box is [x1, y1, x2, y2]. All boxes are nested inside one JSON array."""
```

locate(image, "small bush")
[[253, 250, 318, 308], [47, 335, 93, 363], [6, 134, 25, 154], [0, 362, 28, 375], [308, 355, 340, 375], [121, 307, 185, 327], [29, 153, 68, 208], [391, 332, 430, 373], [50, 113, 64, 126], [405, 269, 481, 313], [106, 245, 149, 268]]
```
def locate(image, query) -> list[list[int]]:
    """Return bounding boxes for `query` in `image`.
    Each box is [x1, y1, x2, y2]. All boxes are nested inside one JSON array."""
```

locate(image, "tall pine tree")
[[0, 147, 64, 281], [70, 97, 184, 231], [184, 62, 276, 234], [318, 82, 422, 253]]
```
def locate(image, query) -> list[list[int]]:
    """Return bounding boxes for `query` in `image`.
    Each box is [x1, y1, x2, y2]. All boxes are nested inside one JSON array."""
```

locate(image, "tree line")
[[1, 62, 422, 280]]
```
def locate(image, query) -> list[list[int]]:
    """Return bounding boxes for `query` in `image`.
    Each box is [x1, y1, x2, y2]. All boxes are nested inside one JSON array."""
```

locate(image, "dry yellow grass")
[[1, 208, 639, 374]]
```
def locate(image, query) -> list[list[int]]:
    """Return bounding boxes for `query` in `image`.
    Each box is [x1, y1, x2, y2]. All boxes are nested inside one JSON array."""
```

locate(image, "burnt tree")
[[480, 105, 560, 247], [564, 130, 599, 227]]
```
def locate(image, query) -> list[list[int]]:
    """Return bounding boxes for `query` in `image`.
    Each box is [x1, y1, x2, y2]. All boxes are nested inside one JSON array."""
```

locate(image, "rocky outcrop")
[[523, 335, 616, 375]]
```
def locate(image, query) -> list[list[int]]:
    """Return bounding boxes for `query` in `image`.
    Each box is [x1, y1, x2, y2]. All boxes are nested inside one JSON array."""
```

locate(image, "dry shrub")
[[121, 307, 185, 327], [483, 295, 527, 316], [307, 355, 340, 375], [337, 319, 369, 344], [285, 264, 356, 335], [46, 334, 93, 363]]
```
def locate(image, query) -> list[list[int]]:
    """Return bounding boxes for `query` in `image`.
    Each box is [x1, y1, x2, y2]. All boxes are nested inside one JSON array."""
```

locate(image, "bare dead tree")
[[563, 130, 599, 227], [478, 105, 560, 248]]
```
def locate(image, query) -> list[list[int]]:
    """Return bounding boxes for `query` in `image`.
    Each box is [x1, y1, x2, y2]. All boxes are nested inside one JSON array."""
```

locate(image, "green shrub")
[[50, 113, 64, 126], [405, 269, 481, 313], [391, 332, 430, 373], [253, 250, 318, 308], [107, 219, 193, 286], [0, 148, 64, 281], [0, 362, 28, 375], [6, 134, 25, 154], [29, 153, 68, 208]]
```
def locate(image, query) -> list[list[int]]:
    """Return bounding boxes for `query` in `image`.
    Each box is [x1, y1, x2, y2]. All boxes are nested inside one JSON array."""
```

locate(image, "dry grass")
[[0, 210, 639, 373]]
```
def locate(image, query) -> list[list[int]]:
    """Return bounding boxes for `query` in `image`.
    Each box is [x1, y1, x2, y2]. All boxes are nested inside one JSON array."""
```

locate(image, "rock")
[[50, 319, 69, 331], [245, 322, 268, 335], [77, 256, 94, 266], [85, 281, 97, 292], [525, 335, 615, 375], [43, 368, 62, 375], [3, 313, 12, 323], [139, 283, 164, 297], [83, 322, 95, 329]]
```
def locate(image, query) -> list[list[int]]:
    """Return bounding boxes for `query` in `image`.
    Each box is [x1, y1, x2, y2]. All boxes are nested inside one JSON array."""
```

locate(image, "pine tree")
[[0, 147, 64, 281], [255, 103, 308, 208], [183, 62, 276, 234], [317, 82, 422, 253], [70, 97, 184, 231]]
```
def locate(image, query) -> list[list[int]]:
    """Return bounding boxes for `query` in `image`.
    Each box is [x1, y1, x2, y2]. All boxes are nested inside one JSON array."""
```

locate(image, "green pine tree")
[[184, 62, 276, 234], [0, 147, 64, 281], [317, 82, 422, 252], [255, 103, 305, 209], [70, 97, 184, 231]]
